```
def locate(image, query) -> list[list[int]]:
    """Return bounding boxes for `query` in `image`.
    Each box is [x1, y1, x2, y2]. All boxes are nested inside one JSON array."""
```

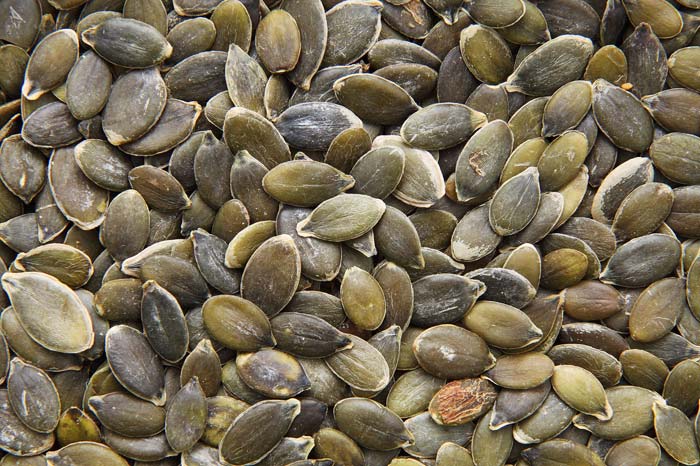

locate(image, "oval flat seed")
[[271, 312, 350, 358], [465, 267, 536, 309], [400, 103, 486, 151], [102, 430, 173, 462], [326, 334, 390, 392], [297, 194, 385, 242], [46, 441, 129, 466], [201, 295, 273, 352], [276, 102, 363, 152], [21, 102, 80, 149], [22, 29, 78, 101], [312, 428, 364, 466], [411, 274, 484, 327], [140, 254, 210, 308], [255, 10, 301, 74], [374, 205, 424, 269], [164, 50, 228, 103], [192, 229, 240, 295], [166, 18, 217, 65], [100, 189, 149, 261], [263, 160, 354, 207], [281, 0, 327, 90], [471, 409, 512, 466], [129, 165, 191, 212], [538, 130, 589, 191], [141, 280, 188, 364], [573, 385, 663, 440], [489, 167, 540, 236], [240, 234, 300, 317], [643, 88, 700, 135], [88, 392, 165, 438], [612, 182, 674, 242], [455, 120, 513, 202], [464, 301, 542, 349], [322, 0, 381, 67], [350, 146, 405, 200], [464, 0, 525, 27], [105, 325, 165, 405], [164, 377, 207, 453], [552, 365, 612, 420], [236, 348, 310, 399], [2, 272, 93, 353], [549, 344, 622, 387], [628, 277, 684, 343], [650, 132, 700, 185], [74, 139, 132, 192], [522, 439, 604, 466], [120, 99, 201, 157], [513, 391, 575, 444], [592, 79, 654, 153], [387, 369, 444, 419], [219, 399, 301, 466], [340, 266, 386, 331], [82, 17, 172, 68], [460, 25, 513, 85], [403, 411, 473, 459], [499, 0, 550, 45], [65, 50, 111, 120], [0, 136, 43, 204], [490, 381, 550, 430], [662, 359, 700, 414], [13, 243, 93, 289], [485, 353, 554, 390], [653, 402, 700, 465], [334, 74, 418, 126], [102, 68, 168, 146], [606, 436, 661, 466], [413, 324, 495, 379], [7, 359, 60, 433], [619, 349, 669, 392], [0, 389, 54, 456], [621, 0, 683, 39], [506, 35, 593, 96], [374, 136, 445, 208], [193, 132, 233, 209], [428, 378, 497, 426], [601, 233, 681, 288], [622, 23, 667, 98], [225, 43, 266, 115], [335, 398, 414, 451]]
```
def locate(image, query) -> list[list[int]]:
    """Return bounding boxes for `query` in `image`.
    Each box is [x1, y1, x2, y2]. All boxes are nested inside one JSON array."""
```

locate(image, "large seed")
[[82, 18, 172, 68]]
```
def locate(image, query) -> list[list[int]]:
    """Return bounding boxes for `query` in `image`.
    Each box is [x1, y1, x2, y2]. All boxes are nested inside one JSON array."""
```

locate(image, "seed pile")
[[0, 0, 699, 465]]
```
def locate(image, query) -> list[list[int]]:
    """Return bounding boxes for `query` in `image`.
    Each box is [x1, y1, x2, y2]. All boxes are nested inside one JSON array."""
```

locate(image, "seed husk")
[[312, 428, 364, 466], [464, 301, 542, 349], [82, 17, 172, 68], [334, 74, 418, 126], [428, 378, 497, 426], [485, 353, 554, 390], [263, 159, 354, 207], [275, 102, 363, 152], [489, 167, 541, 236]]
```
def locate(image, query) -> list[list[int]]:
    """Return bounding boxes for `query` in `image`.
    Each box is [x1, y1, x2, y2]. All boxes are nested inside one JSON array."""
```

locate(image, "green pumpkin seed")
[[3, 272, 93, 353], [88, 392, 166, 438], [642, 88, 700, 135], [400, 103, 487, 151], [164, 377, 207, 453], [7, 359, 60, 433], [323, 0, 382, 67], [650, 132, 700, 185], [460, 25, 513, 85], [326, 334, 391, 392], [513, 391, 574, 444], [605, 436, 661, 466], [180, 339, 221, 398], [621, 0, 683, 39], [14, 244, 92, 289], [464, 301, 542, 349], [65, 50, 111, 120], [522, 439, 604, 466], [281, 0, 327, 90], [335, 398, 414, 450], [312, 428, 364, 466], [82, 17, 172, 68], [166, 18, 216, 65], [22, 29, 78, 101], [255, 10, 301, 74], [485, 353, 554, 390], [106, 325, 165, 405], [653, 402, 700, 465], [74, 139, 132, 192], [102, 68, 168, 146], [141, 280, 189, 364], [403, 411, 473, 459], [506, 35, 593, 96], [211, 0, 253, 52], [464, 0, 525, 27], [413, 324, 495, 379]]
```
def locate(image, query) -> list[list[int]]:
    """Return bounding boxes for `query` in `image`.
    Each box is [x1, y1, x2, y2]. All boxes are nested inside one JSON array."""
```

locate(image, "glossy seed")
[[82, 18, 172, 68]]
